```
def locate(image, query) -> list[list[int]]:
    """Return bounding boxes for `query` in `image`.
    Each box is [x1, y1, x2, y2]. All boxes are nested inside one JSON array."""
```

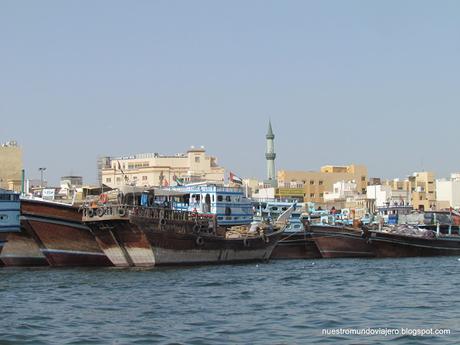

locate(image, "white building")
[[367, 185, 411, 207], [251, 187, 276, 201], [436, 173, 460, 209], [323, 180, 357, 202]]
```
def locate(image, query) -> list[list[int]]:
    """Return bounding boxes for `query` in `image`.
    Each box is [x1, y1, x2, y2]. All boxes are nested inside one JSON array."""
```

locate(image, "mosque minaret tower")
[[265, 120, 277, 187]]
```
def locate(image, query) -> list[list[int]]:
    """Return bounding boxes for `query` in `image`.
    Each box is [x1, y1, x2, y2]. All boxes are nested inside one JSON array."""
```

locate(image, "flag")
[[230, 172, 243, 185], [173, 175, 184, 186]]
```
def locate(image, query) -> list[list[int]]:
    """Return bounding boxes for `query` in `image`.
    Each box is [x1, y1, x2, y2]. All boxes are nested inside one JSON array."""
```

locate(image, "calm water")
[[0, 258, 459, 345]]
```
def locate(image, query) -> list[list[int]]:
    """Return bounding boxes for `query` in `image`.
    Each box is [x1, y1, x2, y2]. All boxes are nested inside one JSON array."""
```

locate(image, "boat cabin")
[[170, 185, 253, 226], [0, 189, 20, 233]]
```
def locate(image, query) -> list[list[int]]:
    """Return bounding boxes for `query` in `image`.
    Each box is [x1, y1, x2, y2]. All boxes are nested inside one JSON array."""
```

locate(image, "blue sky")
[[1, 1, 459, 185]]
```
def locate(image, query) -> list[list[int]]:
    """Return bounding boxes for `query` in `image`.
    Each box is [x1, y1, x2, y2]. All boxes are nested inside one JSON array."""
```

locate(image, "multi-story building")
[[367, 185, 411, 208], [0, 140, 23, 192], [277, 164, 368, 203], [436, 173, 460, 209], [407, 172, 436, 210], [323, 181, 358, 202], [380, 172, 437, 211], [99, 146, 225, 188]]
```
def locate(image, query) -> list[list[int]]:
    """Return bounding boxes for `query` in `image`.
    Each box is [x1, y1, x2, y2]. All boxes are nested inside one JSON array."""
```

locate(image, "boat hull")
[[271, 232, 322, 259], [0, 231, 48, 266], [368, 231, 460, 257], [310, 225, 375, 258], [21, 199, 111, 267], [88, 220, 155, 267], [132, 216, 283, 266]]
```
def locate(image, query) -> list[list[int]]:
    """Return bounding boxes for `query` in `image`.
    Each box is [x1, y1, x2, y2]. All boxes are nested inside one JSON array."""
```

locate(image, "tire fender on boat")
[[88, 208, 95, 218], [196, 236, 205, 246], [118, 208, 126, 217], [192, 224, 200, 233], [97, 207, 105, 217], [160, 218, 167, 226]]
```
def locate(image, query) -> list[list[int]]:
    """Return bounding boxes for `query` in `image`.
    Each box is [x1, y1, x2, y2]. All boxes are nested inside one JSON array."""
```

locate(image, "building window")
[[195, 156, 200, 163], [106, 178, 111, 183], [310, 193, 315, 198], [310, 180, 314, 185], [319, 193, 324, 197], [225, 196, 231, 202], [319, 180, 323, 185], [133, 176, 138, 180], [361, 176, 366, 181], [217, 195, 223, 202], [142, 176, 148, 181]]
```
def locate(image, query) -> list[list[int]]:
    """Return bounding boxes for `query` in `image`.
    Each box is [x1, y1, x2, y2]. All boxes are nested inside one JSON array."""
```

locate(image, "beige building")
[[278, 164, 368, 203], [0, 141, 23, 192], [100, 146, 225, 188], [408, 172, 436, 211], [382, 172, 437, 211]]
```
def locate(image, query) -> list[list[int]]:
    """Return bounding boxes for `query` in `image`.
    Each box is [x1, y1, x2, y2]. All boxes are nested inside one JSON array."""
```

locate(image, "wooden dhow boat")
[[270, 230, 322, 259], [129, 207, 286, 266], [263, 203, 322, 260], [309, 223, 375, 258], [20, 198, 111, 266], [81, 188, 188, 267], [365, 225, 460, 257], [83, 188, 289, 267]]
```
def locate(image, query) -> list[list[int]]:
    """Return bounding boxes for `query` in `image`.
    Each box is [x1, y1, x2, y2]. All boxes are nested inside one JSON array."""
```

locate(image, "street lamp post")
[[38, 167, 47, 188]]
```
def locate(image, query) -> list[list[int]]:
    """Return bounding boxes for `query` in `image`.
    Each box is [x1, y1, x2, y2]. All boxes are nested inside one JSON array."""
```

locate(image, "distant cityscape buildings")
[[2, 128, 460, 212]]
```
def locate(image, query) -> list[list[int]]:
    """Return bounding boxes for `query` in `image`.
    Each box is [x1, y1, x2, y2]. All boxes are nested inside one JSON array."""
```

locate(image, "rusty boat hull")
[[270, 231, 322, 259], [368, 231, 460, 257], [21, 199, 111, 267], [130, 211, 284, 266], [310, 225, 375, 258], [0, 229, 48, 266], [87, 219, 155, 267]]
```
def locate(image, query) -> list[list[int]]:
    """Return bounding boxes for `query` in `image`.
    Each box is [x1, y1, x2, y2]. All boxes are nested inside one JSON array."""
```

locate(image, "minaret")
[[265, 120, 276, 186]]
